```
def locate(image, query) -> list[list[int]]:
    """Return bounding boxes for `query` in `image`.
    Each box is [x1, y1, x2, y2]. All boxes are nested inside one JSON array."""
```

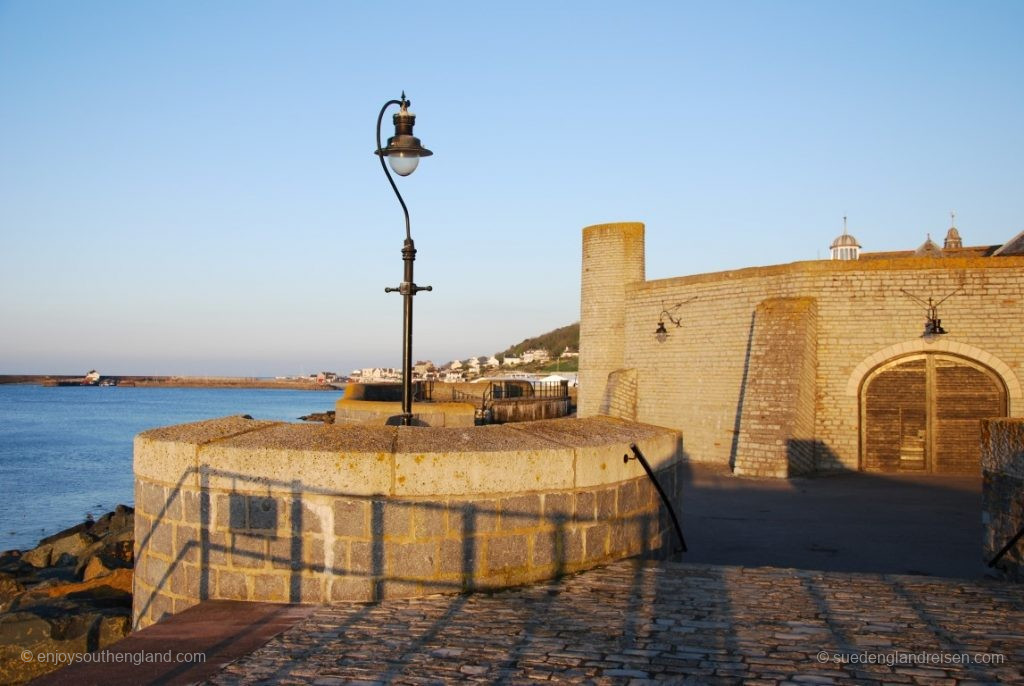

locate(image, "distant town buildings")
[[349, 367, 402, 383]]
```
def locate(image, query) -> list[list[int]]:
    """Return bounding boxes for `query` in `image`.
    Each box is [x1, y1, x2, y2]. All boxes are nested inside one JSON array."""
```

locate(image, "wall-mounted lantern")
[[901, 288, 962, 338], [654, 297, 697, 343]]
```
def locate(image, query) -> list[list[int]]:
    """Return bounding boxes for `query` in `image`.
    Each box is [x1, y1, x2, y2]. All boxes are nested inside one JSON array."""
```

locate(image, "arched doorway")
[[860, 353, 1007, 474]]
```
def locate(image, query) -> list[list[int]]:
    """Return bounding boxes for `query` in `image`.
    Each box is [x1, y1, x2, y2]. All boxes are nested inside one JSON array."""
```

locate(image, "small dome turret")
[[830, 216, 861, 260]]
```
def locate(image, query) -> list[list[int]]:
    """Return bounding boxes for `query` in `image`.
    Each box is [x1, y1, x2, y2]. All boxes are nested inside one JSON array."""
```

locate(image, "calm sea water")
[[0, 384, 342, 551]]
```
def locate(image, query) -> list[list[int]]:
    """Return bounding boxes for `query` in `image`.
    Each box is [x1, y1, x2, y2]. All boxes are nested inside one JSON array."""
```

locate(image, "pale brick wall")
[[733, 298, 818, 478], [602, 368, 638, 421], [579, 223, 645, 417], [580, 225, 1024, 473]]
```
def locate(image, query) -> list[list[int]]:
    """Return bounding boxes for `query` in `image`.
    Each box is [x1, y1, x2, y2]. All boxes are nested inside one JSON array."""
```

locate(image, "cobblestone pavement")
[[206, 560, 1024, 685]]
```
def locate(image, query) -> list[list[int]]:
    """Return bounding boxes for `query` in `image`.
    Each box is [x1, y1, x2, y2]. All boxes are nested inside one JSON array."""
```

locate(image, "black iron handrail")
[[624, 443, 687, 554], [988, 522, 1024, 568]]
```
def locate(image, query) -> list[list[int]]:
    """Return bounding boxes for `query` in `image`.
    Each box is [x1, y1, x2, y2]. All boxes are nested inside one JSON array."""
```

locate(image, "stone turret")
[[944, 211, 963, 249], [578, 222, 645, 417]]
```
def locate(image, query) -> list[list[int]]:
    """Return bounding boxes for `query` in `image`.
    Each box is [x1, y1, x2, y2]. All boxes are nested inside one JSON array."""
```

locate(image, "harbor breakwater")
[[0, 375, 334, 391]]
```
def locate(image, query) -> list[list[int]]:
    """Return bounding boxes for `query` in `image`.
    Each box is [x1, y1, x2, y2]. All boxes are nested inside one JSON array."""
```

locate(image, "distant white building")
[[486, 356, 500, 368], [503, 356, 522, 367], [560, 347, 579, 359], [522, 349, 550, 364], [356, 367, 401, 382], [413, 361, 436, 379]]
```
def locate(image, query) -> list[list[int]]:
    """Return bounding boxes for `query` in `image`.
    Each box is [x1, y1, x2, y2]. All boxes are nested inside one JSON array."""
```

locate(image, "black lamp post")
[[375, 92, 433, 426]]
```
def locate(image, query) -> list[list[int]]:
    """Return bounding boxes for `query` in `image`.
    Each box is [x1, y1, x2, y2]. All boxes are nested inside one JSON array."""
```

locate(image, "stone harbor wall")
[[982, 419, 1024, 580], [133, 415, 684, 629], [335, 382, 573, 426]]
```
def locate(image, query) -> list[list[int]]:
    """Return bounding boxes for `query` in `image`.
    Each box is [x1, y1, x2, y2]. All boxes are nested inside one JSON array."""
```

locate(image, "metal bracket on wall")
[[624, 442, 687, 553]]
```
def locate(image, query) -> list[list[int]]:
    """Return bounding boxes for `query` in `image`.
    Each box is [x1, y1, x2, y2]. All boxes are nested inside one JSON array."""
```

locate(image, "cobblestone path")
[[206, 560, 1024, 685]]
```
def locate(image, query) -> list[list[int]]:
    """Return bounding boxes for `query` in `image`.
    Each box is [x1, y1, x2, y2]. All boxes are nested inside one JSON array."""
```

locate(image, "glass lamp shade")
[[387, 153, 420, 177]]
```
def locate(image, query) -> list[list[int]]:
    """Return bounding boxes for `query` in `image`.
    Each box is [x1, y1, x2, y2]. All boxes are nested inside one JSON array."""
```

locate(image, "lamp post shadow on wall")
[[375, 92, 433, 426]]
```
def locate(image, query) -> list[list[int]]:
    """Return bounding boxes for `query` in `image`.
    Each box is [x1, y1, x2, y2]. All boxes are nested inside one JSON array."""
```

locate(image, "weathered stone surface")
[[22, 530, 96, 570], [0, 597, 130, 684], [202, 559, 1024, 685], [81, 552, 131, 582], [0, 573, 25, 605], [42, 568, 133, 598], [20, 546, 52, 569], [983, 419, 1024, 581]]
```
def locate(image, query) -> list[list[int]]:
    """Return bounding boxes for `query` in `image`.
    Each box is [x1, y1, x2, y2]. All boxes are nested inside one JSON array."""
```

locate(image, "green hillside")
[[497, 322, 579, 360]]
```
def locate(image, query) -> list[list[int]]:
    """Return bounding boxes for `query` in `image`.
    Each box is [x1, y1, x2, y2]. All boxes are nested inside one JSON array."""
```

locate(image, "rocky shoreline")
[[0, 506, 134, 684], [298, 410, 335, 423]]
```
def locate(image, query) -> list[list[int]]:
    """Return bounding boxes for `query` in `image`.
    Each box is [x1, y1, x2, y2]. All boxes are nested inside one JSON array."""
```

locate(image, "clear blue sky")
[[2, 1, 1022, 376]]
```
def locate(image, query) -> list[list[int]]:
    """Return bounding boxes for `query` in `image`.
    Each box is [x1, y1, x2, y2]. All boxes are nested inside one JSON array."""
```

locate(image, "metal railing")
[[451, 380, 571, 417]]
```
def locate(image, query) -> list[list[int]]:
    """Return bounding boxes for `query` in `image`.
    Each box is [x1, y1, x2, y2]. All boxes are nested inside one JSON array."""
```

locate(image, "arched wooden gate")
[[860, 353, 1007, 474]]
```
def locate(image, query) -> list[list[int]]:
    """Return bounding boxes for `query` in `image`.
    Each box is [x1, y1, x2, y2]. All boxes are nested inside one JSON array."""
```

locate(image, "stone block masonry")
[[579, 222, 645, 418], [733, 297, 818, 477], [133, 415, 683, 629], [982, 418, 1024, 580]]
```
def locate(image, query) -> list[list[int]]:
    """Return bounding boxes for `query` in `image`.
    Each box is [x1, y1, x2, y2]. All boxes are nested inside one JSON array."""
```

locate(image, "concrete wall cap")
[[212, 422, 397, 453], [137, 415, 280, 445], [394, 423, 565, 453], [582, 221, 645, 238], [507, 416, 675, 448]]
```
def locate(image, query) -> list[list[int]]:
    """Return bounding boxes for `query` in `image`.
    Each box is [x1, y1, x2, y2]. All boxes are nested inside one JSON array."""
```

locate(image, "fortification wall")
[[580, 222, 1024, 472], [133, 415, 683, 629]]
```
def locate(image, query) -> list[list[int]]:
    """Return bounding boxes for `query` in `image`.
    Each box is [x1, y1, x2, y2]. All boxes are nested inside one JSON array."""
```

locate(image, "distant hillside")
[[497, 322, 579, 360]]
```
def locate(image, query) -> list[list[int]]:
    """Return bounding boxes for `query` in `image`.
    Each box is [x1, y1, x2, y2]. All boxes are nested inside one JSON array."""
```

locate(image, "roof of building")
[[993, 229, 1024, 256], [830, 231, 861, 249], [914, 235, 944, 257]]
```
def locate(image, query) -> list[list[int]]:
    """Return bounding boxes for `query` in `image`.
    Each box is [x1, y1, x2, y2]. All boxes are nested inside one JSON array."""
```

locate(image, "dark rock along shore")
[[0, 506, 135, 684]]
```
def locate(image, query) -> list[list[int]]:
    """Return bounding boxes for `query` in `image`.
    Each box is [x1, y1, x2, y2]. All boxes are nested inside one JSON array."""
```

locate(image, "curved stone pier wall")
[[133, 416, 683, 629]]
